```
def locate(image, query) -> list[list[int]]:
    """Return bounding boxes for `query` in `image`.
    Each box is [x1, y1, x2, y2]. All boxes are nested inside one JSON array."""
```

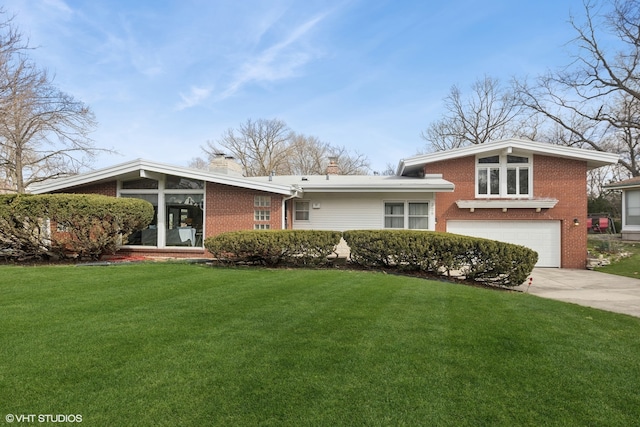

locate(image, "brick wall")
[[205, 183, 284, 238], [427, 154, 588, 268], [57, 180, 285, 259], [54, 181, 118, 197]]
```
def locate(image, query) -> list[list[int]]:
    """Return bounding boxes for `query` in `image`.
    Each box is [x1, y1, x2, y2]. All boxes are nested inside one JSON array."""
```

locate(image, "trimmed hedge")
[[343, 230, 537, 286], [0, 194, 154, 261], [204, 230, 342, 266]]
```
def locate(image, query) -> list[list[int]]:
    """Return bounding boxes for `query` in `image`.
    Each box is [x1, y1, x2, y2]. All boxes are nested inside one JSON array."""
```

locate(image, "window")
[[119, 177, 204, 248], [295, 201, 310, 221], [477, 154, 530, 197], [254, 224, 271, 230], [121, 193, 159, 246], [384, 202, 404, 228], [254, 210, 270, 221], [254, 196, 271, 207], [166, 175, 204, 190], [408, 202, 429, 229], [385, 202, 429, 229], [626, 190, 640, 226]]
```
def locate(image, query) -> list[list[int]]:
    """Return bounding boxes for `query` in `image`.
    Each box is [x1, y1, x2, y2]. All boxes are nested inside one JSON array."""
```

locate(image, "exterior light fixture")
[[573, 218, 580, 226]]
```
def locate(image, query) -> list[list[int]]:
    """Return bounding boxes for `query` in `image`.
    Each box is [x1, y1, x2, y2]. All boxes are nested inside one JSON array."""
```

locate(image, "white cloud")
[[219, 12, 328, 100], [177, 86, 213, 110]]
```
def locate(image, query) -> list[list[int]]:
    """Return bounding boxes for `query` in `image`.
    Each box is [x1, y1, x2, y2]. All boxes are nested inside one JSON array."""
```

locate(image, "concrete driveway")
[[515, 268, 640, 318]]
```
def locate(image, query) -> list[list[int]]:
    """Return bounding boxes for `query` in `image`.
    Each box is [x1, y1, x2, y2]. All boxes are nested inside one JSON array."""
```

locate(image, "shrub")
[[204, 230, 342, 266], [343, 230, 537, 286], [0, 194, 154, 261]]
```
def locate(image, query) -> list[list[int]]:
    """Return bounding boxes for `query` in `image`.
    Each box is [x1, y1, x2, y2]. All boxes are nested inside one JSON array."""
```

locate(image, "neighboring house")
[[604, 176, 640, 241], [30, 139, 619, 268]]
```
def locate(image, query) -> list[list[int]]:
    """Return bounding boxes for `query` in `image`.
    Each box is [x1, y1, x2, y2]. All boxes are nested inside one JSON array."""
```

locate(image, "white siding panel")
[[293, 192, 435, 231]]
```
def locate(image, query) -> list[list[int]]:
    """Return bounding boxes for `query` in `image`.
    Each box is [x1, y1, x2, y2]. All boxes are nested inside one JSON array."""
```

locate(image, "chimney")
[[326, 156, 339, 175], [209, 153, 244, 176]]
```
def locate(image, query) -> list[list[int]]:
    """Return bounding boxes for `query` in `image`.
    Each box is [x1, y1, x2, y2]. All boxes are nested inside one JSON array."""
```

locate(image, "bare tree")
[[515, 0, 640, 177], [421, 76, 526, 151], [200, 118, 370, 176], [284, 133, 328, 175], [327, 145, 370, 175], [0, 11, 100, 193], [203, 118, 292, 176]]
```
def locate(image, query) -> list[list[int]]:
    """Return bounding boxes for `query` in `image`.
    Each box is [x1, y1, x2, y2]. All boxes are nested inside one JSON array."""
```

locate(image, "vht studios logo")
[[5, 414, 83, 423]]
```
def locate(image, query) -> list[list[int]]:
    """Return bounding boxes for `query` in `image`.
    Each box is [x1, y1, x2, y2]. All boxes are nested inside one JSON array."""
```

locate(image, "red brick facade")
[[427, 154, 588, 268], [205, 183, 284, 237], [59, 179, 285, 259], [54, 181, 118, 197]]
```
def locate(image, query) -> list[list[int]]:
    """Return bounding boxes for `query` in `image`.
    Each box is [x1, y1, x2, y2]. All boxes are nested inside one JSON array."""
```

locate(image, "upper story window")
[[477, 154, 530, 198]]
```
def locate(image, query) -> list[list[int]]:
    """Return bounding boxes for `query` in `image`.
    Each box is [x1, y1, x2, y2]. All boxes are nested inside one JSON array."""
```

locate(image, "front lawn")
[[589, 236, 640, 278], [1, 263, 639, 426]]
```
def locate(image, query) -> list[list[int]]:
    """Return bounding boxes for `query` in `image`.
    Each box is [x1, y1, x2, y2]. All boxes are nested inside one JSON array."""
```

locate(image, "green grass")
[[2, 263, 640, 426], [590, 237, 640, 278]]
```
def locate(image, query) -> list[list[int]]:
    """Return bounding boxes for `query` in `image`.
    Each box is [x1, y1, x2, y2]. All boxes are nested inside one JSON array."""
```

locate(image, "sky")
[[3, 0, 585, 174]]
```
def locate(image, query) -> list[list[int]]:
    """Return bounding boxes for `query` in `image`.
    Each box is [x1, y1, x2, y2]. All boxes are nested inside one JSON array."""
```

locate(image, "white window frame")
[[254, 224, 271, 230], [254, 210, 271, 221], [118, 175, 205, 249], [254, 195, 271, 207], [476, 153, 532, 198], [383, 201, 430, 230], [624, 189, 640, 229], [294, 200, 310, 221]]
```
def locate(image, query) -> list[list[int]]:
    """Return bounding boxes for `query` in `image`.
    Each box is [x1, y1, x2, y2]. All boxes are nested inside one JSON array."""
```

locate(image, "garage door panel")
[[446, 220, 560, 268]]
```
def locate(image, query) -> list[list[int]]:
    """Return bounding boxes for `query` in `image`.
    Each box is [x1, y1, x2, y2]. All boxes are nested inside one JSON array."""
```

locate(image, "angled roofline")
[[29, 159, 293, 195], [397, 139, 620, 176], [604, 176, 640, 190]]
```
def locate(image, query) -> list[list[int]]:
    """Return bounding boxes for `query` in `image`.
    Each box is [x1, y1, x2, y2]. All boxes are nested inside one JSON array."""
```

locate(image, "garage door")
[[446, 220, 561, 268]]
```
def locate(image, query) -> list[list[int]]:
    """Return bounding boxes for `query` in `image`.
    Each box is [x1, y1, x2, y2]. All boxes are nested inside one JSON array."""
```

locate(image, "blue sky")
[[3, 0, 583, 173]]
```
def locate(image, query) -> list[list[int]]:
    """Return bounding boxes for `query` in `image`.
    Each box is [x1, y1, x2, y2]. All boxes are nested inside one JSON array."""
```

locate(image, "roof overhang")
[[397, 139, 620, 176], [604, 176, 640, 191], [247, 174, 455, 195], [29, 159, 293, 195]]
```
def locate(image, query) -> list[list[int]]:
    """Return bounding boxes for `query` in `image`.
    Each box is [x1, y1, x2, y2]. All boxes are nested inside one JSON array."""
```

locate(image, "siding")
[[292, 192, 435, 231]]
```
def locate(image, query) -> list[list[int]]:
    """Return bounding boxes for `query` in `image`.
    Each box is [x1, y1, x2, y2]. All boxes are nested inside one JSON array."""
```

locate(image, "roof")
[[397, 139, 620, 176], [29, 159, 455, 196], [249, 174, 454, 194], [604, 176, 640, 190], [29, 159, 293, 195]]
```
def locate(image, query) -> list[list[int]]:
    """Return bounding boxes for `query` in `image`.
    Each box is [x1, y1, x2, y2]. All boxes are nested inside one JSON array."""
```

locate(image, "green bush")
[[0, 194, 154, 261], [204, 230, 342, 266], [343, 230, 537, 286]]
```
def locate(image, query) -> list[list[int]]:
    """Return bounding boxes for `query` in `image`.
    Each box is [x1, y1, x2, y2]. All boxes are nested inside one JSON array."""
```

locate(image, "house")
[[30, 139, 619, 268], [604, 176, 640, 241], [398, 139, 619, 268]]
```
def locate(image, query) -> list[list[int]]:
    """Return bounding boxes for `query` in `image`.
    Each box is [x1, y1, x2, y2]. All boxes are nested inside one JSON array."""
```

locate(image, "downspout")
[[282, 186, 301, 230]]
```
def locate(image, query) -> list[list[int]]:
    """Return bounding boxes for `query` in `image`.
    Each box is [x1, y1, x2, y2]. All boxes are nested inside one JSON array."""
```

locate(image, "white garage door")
[[446, 220, 561, 268]]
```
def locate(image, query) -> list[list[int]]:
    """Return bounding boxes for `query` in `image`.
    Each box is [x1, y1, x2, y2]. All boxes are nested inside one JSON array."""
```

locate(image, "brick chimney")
[[326, 156, 339, 175], [209, 153, 244, 176]]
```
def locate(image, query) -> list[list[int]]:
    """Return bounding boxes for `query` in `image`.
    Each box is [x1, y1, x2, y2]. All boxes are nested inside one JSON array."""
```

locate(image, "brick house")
[[398, 139, 619, 268], [31, 139, 618, 268]]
